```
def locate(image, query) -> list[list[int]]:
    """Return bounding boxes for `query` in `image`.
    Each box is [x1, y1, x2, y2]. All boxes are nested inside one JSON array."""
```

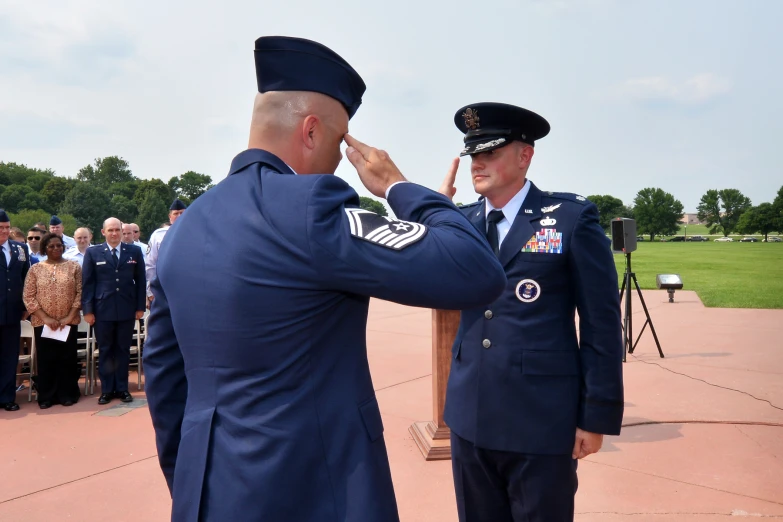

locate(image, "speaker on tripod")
[[611, 218, 664, 362]]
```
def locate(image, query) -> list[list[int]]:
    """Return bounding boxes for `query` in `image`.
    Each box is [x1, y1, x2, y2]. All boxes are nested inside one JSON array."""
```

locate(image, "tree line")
[[3, 156, 779, 242], [587, 186, 783, 241], [0, 157, 213, 241]]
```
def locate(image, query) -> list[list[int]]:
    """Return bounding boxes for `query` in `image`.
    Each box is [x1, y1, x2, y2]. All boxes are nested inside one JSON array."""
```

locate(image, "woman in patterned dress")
[[23, 233, 83, 409]]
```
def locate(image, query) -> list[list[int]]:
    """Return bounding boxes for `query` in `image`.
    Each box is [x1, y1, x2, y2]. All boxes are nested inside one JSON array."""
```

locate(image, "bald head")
[[102, 217, 122, 248], [122, 223, 134, 244], [74, 227, 92, 252], [248, 91, 349, 175]]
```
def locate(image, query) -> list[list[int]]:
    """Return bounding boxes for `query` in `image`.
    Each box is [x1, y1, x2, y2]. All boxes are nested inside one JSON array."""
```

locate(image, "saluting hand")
[[572, 427, 604, 459], [344, 134, 407, 199], [438, 158, 459, 200]]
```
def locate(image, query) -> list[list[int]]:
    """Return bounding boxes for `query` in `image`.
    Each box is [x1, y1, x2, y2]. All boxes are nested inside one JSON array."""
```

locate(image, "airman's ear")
[[301, 115, 320, 150]]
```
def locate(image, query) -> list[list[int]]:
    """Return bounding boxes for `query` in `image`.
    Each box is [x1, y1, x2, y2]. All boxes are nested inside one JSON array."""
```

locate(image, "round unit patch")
[[515, 279, 541, 303]]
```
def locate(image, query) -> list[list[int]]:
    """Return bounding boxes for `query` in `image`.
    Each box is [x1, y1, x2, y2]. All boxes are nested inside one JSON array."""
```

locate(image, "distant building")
[[680, 213, 704, 225]]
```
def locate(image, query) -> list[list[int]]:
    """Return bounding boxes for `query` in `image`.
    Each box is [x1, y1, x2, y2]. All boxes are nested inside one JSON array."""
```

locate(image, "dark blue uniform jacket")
[[81, 243, 146, 320], [0, 241, 30, 325], [444, 182, 624, 455]]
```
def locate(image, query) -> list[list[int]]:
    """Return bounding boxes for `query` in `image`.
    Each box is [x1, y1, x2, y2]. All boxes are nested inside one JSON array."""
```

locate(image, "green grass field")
[[612, 242, 783, 309]]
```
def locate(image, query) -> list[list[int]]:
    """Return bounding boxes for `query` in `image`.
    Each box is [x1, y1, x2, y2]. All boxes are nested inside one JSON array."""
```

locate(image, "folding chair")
[[18, 320, 36, 402], [130, 310, 149, 390], [89, 336, 100, 396], [76, 316, 93, 396]]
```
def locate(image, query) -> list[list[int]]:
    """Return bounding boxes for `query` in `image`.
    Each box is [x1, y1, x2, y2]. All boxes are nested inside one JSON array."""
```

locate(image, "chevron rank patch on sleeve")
[[344, 208, 427, 250]]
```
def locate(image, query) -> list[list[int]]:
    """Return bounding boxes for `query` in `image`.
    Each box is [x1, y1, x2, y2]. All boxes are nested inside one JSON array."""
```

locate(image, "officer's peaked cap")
[[254, 36, 366, 119], [455, 102, 550, 156]]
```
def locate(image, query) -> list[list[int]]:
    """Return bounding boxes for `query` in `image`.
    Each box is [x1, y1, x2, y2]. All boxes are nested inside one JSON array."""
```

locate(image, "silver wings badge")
[[541, 203, 562, 213]]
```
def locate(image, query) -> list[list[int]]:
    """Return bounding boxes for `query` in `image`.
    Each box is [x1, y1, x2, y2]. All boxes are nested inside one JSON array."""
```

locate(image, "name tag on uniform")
[[96, 261, 106, 265]]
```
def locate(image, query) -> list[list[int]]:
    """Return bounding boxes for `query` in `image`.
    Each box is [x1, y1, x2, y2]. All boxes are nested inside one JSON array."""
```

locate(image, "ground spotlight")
[[656, 274, 684, 303]]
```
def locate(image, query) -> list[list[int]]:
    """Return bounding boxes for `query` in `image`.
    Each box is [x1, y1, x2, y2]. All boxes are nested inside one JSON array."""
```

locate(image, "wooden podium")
[[408, 309, 461, 460]]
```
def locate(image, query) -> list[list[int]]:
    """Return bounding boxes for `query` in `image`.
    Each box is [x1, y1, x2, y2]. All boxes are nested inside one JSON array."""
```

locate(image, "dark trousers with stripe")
[[451, 431, 578, 522], [0, 323, 21, 403], [94, 319, 134, 393]]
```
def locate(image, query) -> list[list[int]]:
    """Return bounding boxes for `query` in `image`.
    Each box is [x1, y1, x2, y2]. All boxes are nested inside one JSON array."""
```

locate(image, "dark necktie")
[[0, 245, 7, 269], [486, 210, 505, 256], [111, 247, 118, 266]]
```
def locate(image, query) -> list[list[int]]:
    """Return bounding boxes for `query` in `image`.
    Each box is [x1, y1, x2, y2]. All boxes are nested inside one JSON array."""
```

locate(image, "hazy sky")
[[1, 0, 780, 212]]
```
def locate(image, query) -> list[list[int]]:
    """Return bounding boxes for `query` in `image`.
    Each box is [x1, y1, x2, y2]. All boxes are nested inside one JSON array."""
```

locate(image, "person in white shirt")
[[48, 216, 76, 249], [130, 223, 148, 254], [63, 228, 92, 268], [145, 199, 186, 308], [27, 227, 48, 262], [121, 223, 135, 245]]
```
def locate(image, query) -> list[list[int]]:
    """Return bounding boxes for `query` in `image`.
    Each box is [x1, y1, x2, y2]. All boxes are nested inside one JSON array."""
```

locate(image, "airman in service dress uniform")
[[442, 103, 624, 522], [0, 209, 31, 412], [143, 37, 507, 522]]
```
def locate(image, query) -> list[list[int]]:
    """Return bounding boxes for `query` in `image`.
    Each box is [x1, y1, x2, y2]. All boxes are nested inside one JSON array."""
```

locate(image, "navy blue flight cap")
[[170, 198, 187, 211], [0, 209, 9, 223], [454, 102, 550, 156], [50, 215, 63, 225], [254, 36, 366, 119]]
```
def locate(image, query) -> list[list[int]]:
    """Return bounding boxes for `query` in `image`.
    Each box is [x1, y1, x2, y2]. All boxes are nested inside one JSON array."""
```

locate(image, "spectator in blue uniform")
[[81, 217, 146, 405], [439, 102, 624, 522], [143, 36, 506, 522], [0, 209, 31, 412]]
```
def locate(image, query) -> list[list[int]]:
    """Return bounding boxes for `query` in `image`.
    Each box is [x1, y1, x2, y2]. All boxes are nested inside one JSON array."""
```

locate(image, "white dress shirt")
[[63, 246, 87, 267], [484, 180, 532, 248]]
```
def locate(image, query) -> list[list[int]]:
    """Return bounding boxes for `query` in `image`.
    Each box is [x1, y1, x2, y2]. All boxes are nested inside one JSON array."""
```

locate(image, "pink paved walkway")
[[1, 290, 782, 521]]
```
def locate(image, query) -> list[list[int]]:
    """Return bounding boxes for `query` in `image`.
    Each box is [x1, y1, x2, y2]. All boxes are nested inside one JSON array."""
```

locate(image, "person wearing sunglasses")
[[26, 227, 47, 262]]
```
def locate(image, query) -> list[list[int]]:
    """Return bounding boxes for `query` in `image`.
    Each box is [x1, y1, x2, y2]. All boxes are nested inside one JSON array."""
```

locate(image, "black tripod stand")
[[619, 253, 664, 362]]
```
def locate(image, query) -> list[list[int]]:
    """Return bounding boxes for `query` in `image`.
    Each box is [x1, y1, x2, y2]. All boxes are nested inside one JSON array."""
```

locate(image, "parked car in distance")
[[636, 235, 644, 242], [662, 236, 686, 242], [714, 237, 734, 242], [763, 237, 782, 242], [687, 235, 709, 242], [739, 237, 759, 242]]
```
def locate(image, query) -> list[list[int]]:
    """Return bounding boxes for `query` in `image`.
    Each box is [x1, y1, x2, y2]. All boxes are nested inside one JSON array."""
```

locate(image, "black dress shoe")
[[38, 401, 52, 409], [2, 402, 20, 411], [98, 393, 113, 405], [117, 391, 133, 403], [62, 400, 74, 407]]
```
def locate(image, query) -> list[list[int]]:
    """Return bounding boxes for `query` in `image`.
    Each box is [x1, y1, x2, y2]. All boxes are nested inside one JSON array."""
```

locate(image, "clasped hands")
[[41, 312, 79, 330]]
